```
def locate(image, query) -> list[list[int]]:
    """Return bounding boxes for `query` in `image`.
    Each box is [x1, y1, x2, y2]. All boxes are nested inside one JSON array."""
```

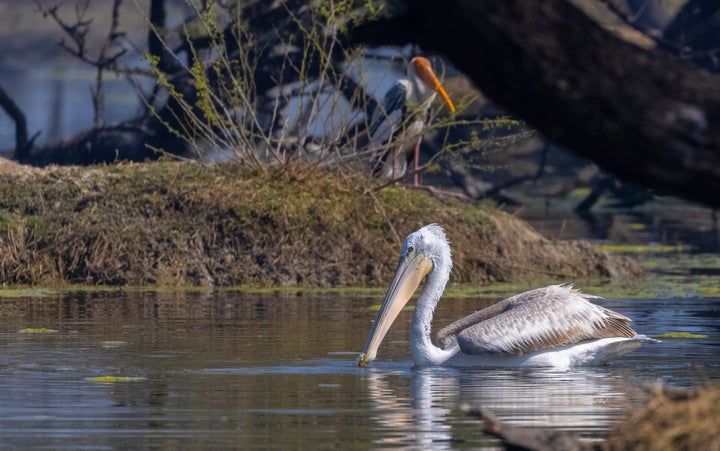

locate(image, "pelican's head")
[[358, 224, 452, 367], [408, 57, 456, 113]]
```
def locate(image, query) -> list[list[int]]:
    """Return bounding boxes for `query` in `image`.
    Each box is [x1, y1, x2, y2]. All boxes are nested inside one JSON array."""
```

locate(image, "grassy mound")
[[0, 160, 642, 287]]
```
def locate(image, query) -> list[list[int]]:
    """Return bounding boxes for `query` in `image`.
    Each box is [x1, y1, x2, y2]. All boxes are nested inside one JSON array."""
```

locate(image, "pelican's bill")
[[359, 252, 433, 367]]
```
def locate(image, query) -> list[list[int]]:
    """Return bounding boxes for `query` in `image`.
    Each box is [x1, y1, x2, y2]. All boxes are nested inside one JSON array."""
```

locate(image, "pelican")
[[369, 57, 456, 184], [358, 224, 656, 369]]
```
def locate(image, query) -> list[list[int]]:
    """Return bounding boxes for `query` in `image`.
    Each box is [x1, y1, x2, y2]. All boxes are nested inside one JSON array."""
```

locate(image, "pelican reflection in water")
[[363, 368, 638, 448], [359, 224, 656, 369]]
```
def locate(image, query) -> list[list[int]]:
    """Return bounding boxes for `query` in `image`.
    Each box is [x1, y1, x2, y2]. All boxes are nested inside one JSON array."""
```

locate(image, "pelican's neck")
[[410, 258, 454, 366]]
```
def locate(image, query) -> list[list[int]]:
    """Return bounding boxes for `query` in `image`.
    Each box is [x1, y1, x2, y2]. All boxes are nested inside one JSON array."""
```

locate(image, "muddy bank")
[[0, 160, 642, 287]]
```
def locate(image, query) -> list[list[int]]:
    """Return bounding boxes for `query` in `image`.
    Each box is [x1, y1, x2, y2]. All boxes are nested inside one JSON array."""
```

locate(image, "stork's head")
[[408, 57, 456, 113]]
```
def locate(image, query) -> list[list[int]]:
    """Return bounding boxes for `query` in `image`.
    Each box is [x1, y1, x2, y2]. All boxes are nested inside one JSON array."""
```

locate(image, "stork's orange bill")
[[412, 57, 456, 113]]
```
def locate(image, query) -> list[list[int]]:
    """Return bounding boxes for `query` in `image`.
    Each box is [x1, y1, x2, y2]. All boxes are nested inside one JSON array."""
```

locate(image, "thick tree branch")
[[0, 84, 29, 160], [349, 0, 720, 208]]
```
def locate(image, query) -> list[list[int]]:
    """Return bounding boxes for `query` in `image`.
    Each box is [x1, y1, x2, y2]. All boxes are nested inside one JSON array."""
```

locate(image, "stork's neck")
[[410, 258, 454, 366], [407, 76, 436, 108]]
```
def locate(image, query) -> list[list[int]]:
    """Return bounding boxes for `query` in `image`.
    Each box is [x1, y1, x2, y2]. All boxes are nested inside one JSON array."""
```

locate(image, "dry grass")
[[0, 160, 642, 287], [606, 385, 720, 451]]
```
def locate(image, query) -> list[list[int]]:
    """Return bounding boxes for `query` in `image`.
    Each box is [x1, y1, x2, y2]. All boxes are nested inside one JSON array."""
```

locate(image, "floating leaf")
[[101, 341, 129, 348], [568, 187, 592, 198], [86, 376, 146, 383], [654, 332, 707, 339], [18, 328, 58, 334]]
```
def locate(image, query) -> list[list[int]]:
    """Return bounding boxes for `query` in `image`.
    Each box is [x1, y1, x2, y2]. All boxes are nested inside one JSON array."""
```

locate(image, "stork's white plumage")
[[369, 57, 455, 182]]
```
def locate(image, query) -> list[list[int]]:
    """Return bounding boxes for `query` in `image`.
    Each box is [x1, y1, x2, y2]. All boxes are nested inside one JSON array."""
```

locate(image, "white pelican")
[[369, 57, 456, 184], [358, 224, 656, 369]]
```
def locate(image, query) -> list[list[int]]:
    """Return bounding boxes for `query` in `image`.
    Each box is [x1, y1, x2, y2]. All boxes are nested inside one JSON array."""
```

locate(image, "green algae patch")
[[595, 243, 684, 253], [442, 282, 542, 299], [0, 288, 59, 298], [577, 278, 712, 300], [654, 332, 707, 339], [18, 327, 58, 333], [86, 376, 146, 383], [0, 161, 641, 287]]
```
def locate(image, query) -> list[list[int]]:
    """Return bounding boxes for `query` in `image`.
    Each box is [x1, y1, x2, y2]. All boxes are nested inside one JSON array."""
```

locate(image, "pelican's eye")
[[406, 244, 415, 255]]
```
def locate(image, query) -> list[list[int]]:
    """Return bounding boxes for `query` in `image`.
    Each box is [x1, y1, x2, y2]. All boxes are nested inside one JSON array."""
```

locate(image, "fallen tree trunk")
[[348, 0, 720, 208]]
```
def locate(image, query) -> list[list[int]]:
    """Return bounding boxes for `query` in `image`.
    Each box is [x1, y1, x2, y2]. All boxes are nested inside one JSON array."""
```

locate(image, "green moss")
[[0, 210, 21, 230], [595, 243, 684, 253]]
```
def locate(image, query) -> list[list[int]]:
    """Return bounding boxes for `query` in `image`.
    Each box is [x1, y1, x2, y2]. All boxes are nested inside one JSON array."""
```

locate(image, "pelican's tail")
[[633, 334, 661, 343], [597, 335, 659, 363]]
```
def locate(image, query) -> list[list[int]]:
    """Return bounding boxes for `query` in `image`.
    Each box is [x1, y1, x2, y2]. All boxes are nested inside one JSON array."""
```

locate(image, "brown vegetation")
[[606, 385, 720, 451], [462, 384, 720, 450], [0, 160, 641, 287]]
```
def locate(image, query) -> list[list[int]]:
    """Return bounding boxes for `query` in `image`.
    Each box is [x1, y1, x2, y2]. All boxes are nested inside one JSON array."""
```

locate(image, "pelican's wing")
[[369, 80, 408, 149], [445, 285, 637, 356]]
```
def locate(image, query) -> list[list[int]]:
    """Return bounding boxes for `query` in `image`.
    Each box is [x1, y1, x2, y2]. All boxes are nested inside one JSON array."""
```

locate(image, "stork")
[[369, 57, 456, 185]]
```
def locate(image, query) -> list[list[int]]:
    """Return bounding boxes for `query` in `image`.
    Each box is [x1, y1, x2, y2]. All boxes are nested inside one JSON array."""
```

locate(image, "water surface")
[[1, 290, 718, 449]]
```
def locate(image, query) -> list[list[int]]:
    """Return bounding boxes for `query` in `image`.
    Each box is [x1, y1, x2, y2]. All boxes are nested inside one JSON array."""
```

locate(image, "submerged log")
[[460, 404, 591, 451]]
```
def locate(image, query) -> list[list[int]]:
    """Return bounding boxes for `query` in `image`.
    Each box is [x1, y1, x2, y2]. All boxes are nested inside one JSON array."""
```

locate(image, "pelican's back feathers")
[[437, 285, 637, 356]]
